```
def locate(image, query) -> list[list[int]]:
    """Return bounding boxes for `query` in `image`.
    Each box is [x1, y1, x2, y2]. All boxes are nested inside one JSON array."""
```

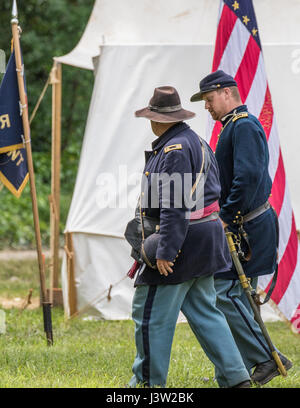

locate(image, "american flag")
[[207, 0, 300, 332]]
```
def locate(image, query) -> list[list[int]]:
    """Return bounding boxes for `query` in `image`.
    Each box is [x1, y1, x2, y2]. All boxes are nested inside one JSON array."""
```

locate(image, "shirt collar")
[[151, 122, 189, 151], [221, 105, 248, 125]]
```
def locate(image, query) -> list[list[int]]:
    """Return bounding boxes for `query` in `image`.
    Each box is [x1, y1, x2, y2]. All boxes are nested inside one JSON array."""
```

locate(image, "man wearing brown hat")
[[126, 86, 251, 388]]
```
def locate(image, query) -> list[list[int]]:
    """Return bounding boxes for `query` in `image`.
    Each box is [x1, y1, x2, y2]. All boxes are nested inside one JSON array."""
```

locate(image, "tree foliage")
[[0, 0, 95, 248]]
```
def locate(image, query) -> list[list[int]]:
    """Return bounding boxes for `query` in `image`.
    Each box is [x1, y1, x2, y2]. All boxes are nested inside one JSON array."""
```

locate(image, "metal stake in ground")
[[225, 228, 286, 377], [11, 0, 53, 346]]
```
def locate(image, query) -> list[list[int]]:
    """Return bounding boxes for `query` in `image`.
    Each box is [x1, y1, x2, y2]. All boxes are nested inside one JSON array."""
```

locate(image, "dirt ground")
[[0, 296, 40, 310], [0, 249, 64, 261], [0, 249, 64, 310]]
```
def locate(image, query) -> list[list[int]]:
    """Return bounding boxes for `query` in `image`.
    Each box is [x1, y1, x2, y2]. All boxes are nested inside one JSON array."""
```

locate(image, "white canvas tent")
[[54, 0, 300, 321]]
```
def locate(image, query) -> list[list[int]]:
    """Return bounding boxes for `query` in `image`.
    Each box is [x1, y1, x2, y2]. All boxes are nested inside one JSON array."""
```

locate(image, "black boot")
[[231, 380, 252, 388], [251, 353, 293, 386]]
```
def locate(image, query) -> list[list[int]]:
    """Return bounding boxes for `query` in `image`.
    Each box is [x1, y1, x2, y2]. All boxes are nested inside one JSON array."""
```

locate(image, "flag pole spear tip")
[[11, 0, 18, 23]]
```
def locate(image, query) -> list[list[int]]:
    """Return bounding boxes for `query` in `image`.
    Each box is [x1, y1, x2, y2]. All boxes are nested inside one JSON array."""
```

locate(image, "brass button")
[[154, 151, 157, 155], [145, 171, 149, 176], [142, 211, 146, 216], [233, 220, 236, 224], [237, 211, 241, 215]]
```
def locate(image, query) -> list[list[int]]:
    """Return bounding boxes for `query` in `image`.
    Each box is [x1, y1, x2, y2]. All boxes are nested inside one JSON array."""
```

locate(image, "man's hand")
[[157, 259, 174, 276]]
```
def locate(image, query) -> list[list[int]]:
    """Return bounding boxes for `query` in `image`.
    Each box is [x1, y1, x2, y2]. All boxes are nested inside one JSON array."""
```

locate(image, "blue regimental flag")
[[0, 50, 25, 153], [0, 49, 29, 197], [0, 147, 29, 197]]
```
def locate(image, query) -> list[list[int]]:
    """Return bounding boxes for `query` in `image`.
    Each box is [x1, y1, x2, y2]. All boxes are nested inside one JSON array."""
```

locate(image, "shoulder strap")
[[232, 112, 249, 122], [256, 266, 278, 306], [190, 139, 206, 197], [164, 143, 182, 153]]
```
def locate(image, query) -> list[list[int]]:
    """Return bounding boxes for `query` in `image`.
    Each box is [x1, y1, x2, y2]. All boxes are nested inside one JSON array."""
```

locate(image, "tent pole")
[[64, 232, 77, 317], [49, 60, 62, 306]]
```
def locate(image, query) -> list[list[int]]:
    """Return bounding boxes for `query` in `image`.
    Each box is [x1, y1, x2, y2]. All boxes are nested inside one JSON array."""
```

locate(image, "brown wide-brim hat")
[[135, 86, 195, 123]]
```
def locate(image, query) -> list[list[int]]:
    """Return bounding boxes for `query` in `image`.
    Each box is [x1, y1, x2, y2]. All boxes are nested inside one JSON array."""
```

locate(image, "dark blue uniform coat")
[[134, 122, 231, 286], [214, 105, 278, 279]]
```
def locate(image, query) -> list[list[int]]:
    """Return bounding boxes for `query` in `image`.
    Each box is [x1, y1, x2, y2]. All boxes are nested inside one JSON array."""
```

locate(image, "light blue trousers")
[[129, 275, 250, 388], [214, 277, 272, 378]]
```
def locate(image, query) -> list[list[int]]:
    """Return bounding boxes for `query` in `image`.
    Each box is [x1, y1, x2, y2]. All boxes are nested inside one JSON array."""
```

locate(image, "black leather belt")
[[233, 201, 271, 263], [242, 201, 270, 223], [190, 211, 219, 225]]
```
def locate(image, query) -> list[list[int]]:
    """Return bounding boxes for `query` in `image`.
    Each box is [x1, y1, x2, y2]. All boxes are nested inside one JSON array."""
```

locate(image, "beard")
[[209, 110, 219, 121]]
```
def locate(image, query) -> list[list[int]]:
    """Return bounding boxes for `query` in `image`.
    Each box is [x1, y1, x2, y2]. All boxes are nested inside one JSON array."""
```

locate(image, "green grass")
[[0, 259, 42, 298], [0, 259, 299, 388]]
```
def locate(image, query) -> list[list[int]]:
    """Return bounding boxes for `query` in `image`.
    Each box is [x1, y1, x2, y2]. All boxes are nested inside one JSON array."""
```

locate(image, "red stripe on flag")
[[234, 36, 261, 102], [265, 216, 298, 304], [291, 304, 300, 333], [212, 4, 237, 71], [258, 86, 274, 140], [269, 151, 286, 216]]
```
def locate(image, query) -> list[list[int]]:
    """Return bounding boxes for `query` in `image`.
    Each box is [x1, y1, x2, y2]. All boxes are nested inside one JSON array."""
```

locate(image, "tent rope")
[[69, 274, 128, 320], [64, 245, 73, 260], [29, 75, 50, 125]]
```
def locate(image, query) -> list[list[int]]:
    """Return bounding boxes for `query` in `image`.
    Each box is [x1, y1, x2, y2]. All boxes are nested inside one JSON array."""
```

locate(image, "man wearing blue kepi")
[[190, 70, 292, 386], [126, 85, 251, 388]]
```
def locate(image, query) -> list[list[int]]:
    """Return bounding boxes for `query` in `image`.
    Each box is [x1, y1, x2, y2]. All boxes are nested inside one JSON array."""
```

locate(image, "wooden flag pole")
[[49, 61, 62, 306], [11, 1, 53, 346]]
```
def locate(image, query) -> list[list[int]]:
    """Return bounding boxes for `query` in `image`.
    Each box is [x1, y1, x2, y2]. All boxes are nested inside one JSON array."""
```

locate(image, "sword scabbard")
[[224, 227, 287, 379]]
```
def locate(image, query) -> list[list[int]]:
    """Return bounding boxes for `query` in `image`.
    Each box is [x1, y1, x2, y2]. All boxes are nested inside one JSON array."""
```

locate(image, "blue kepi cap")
[[190, 70, 237, 102]]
